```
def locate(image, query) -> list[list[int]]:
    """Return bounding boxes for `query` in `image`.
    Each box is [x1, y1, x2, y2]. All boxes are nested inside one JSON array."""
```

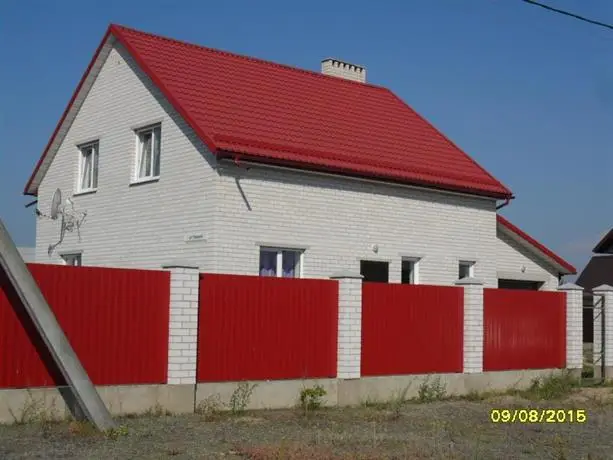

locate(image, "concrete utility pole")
[[0, 219, 115, 431]]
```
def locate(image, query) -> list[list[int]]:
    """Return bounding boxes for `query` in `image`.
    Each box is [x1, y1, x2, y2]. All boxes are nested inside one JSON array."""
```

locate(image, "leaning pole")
[[0, 218, 115, 430]]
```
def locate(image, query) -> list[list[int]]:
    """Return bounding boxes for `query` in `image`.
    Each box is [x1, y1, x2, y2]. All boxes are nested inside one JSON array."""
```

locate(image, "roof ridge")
[[384, 88, 513, 197], [110, 23, 388, 91]]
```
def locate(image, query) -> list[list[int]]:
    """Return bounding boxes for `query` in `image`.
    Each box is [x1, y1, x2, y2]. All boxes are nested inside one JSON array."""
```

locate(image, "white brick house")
[[24, 24, 575, 289]]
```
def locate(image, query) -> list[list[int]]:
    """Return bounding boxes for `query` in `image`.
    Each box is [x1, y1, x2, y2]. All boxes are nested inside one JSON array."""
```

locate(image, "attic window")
[[135, 124, 161, 181], [78, 141, 99, 192]]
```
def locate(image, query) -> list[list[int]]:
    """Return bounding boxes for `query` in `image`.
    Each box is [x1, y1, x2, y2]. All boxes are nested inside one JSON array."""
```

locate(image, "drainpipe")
[[496, 197, 511, 211]]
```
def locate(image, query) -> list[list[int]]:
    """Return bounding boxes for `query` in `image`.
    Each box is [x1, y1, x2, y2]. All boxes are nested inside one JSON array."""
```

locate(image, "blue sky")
[[1, 0, 611, 274]]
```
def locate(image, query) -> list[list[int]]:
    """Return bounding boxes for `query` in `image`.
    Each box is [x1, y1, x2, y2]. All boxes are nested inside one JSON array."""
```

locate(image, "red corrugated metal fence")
[[484, 288, 566, 371], [361, 283, 464, 376], [197, 274, 338, 382], [0, 263, 170, 388]]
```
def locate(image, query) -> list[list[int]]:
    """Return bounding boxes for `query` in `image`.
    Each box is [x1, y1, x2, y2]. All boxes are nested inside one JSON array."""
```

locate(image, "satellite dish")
[[50, 189, 62, 220], [34, 187, 87, 257]]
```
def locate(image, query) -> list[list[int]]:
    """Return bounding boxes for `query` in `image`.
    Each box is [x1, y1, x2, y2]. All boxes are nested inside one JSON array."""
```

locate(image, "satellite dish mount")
[[35, 188, 87, 256]]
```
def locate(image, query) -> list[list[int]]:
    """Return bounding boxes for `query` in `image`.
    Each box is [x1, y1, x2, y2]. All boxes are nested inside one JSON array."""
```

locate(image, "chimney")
[[321, 58, 366, 83]]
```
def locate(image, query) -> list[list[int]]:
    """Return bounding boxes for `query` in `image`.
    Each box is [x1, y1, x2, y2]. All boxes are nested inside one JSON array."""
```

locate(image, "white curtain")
[[139, 133, 152, 178], [81, 152, 92, 189]]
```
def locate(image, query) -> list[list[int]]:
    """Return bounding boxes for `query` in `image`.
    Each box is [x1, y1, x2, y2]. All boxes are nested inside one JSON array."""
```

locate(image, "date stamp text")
[[490, 409, 587, 424]]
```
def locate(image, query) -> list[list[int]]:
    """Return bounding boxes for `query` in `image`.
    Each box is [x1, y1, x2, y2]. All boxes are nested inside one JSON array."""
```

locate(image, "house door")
[[360, 260, 389, 283]]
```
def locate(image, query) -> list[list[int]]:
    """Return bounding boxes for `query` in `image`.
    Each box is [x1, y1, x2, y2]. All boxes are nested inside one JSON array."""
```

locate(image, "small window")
[[61, 253, 82, 266], [360, 260, 389, 283], [78, 142, 99, 192], [401, 258, 420, 284], [459, 261, 475, 279], [135, 124, 161, 180], [259, 247, 302, 278]]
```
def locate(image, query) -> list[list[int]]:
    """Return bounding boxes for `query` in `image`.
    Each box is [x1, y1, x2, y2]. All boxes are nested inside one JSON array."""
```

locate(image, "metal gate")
[[583, 292, 605, 383]]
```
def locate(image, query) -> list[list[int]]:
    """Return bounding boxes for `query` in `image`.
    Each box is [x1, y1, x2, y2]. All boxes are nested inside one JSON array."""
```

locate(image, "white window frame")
[[459, 260, 475, 279], [134, 124, 161, 182], [77, 141, 99, 193], [401, 257, 420, 284], [259, 247, 304, 278], [61, 253, 82, 266]]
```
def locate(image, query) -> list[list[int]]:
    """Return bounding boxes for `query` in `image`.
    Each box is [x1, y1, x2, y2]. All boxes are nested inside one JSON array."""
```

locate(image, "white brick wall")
[[35, 41, 218, 272], [558, 283, 583, 370], [164, 264, 200, 384], [496, 229, 559, 290], [331, 274, 363, 379], [456, 278, 484, 373], [215, 164, 500, 287]]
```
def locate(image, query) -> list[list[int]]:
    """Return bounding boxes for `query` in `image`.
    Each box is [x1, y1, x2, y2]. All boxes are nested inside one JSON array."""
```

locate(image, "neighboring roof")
[[25, 24, 513, 199], [593, 228, 613, 254], [496, 215, 577, 275], [576, 255, 613, 292]]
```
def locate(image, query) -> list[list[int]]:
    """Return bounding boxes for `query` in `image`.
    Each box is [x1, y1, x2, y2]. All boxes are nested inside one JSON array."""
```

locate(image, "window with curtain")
[[136, 124, 161, 180], [78, 141, 98, 192], [259, 247, 302, 278]]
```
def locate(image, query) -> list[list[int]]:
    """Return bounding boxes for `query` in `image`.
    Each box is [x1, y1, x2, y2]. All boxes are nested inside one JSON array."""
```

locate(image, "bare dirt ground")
[[1, 386, 613, 459]]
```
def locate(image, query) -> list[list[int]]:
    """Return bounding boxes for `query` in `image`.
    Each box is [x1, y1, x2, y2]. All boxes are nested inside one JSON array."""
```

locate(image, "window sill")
[[73, 189, 97, 197], [130, 176, 160, 187]]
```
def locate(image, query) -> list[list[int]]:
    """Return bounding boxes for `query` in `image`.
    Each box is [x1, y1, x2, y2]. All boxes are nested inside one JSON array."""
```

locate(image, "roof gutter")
[[221, 154, 509, 202], [496, 197, 513, 210]]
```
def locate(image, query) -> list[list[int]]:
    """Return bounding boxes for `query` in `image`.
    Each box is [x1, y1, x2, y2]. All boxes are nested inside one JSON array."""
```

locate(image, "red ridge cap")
[[497, 214, 576, 274]]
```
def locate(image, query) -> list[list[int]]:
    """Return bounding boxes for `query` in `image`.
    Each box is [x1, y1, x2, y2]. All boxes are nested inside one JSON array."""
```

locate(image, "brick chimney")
[[321, 58, 366, 83]]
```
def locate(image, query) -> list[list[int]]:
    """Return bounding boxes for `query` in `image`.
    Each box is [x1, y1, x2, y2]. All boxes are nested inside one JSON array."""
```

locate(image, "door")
[[360, 260, 389, 283], [497, 279, 542, 290]]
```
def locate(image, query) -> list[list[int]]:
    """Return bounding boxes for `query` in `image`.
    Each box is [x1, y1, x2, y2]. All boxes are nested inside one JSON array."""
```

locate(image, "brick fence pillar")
[[593, 284, 613, 380], [558, 283, 583, 378], [162, 262, 200, 384], [455, 277, 484, 374], [330, 272, 363, 379]]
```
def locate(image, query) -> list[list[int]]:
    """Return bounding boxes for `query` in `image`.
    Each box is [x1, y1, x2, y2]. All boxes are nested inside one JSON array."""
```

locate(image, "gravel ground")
[[1, 387, 613, 459]]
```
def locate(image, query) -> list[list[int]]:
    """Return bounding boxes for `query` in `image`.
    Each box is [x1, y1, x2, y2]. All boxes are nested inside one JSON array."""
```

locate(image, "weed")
[[229, 382, 257, 415], [519, 372, 579, 401], [388, 385, 410, 419], [196, 393, 224, 420], [104, 424, 129, 440], [144, 403, 173, 417], [300, 385, 327, 413], [360, 397, 384, 408], [8, 391, 59, 425], [68, 420, 97, 437], [416, 377, 447, 403]]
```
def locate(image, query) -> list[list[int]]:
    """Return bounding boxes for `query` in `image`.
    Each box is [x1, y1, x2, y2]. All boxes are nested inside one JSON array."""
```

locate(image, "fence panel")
[[0, 263, 170, 388], [361, 283, 464, 376], [484, 288, 566, 371], [197, 274, 338, 382]]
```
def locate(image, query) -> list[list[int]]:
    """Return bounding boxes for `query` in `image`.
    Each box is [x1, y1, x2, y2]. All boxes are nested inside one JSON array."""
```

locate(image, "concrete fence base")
[[0, 369, 562, 424]]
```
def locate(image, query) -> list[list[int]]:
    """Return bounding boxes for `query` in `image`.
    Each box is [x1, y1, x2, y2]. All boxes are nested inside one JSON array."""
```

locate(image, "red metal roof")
[[25, 24, 513, 199], [497, 215, 576, 275]]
